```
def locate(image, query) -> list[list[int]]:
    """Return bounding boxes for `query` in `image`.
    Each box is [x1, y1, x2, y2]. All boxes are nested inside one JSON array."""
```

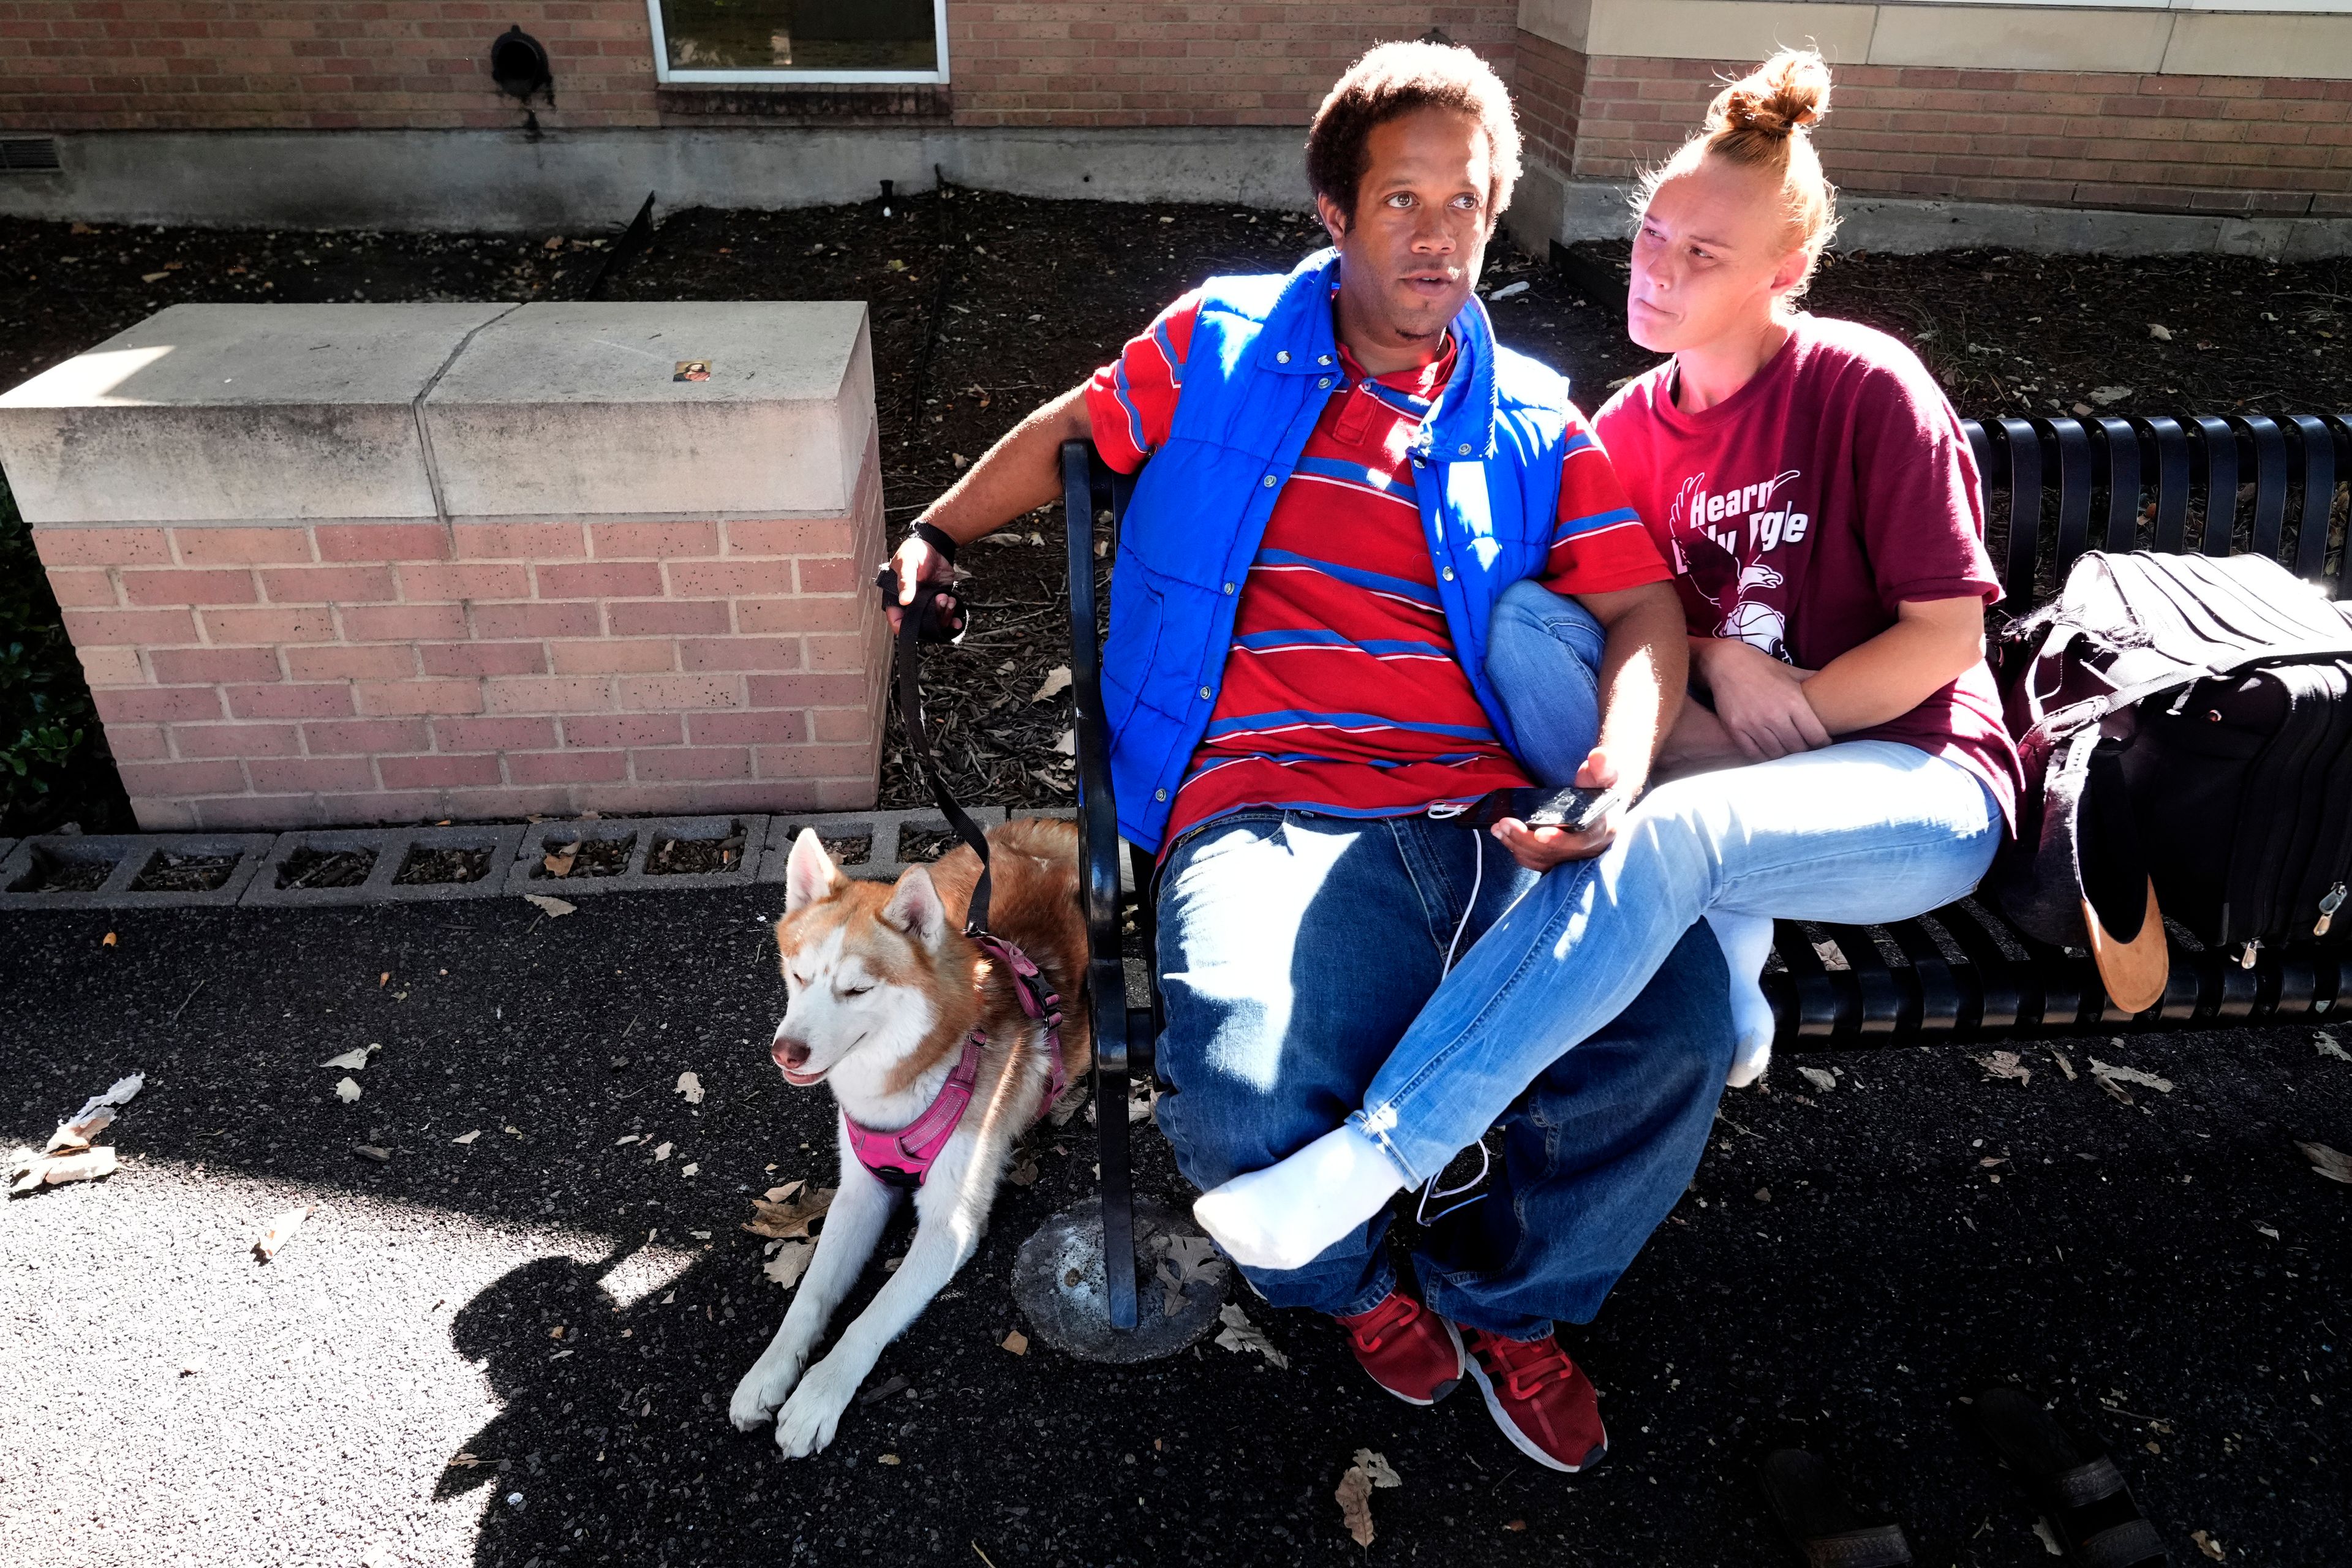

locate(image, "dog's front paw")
[[728, 1346, 809, 1432], [773, 1354, 862, 1458]]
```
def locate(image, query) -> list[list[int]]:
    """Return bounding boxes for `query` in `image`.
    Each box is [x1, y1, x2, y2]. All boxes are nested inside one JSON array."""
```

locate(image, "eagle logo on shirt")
[[1665, 470, 1807, 662]]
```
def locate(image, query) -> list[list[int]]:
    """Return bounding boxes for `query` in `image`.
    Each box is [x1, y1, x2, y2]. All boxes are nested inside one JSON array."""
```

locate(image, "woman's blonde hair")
[[1637, 48, 1841, 297]]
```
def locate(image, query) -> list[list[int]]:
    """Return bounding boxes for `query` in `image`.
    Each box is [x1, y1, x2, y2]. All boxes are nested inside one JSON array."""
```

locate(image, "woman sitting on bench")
[[1193, 48, 2024, 1273]]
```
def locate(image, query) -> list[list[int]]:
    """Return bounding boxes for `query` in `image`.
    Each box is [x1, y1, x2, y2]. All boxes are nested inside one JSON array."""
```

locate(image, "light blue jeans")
[[1348, 582, 2003, 1185]]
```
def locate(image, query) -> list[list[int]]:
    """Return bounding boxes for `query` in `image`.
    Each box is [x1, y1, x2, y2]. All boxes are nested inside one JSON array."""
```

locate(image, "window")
[[647, 0, 949, 83]]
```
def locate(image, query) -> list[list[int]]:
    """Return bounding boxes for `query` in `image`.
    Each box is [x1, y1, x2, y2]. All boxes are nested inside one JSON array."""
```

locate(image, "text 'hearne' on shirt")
[[1087, 286, 1669, 847]]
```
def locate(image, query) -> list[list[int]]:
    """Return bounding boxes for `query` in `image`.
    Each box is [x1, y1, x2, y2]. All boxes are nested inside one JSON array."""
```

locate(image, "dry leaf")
[[378, 972, 390, 987], [877, 1453, 901, 1465], [452, 1130, 481, 1145], [522, 894, 576, 917], [679, 1162, 698, 1177], [649, 1140, 672, 1163], [743, 1186, 835, 1238], [1161, 1234, 1219, 1283], [45, 1106, 112, 1153], [1052, 729, 1075, 756], [1007, 1155, 1039, 1186], [253, 1204, 311, 1261], [2315, 1030, 2350, 1063], [2032, 1518, 2065, 1556], [1796, 1066, 1835, 1093], [1353, 1449, 1400, 1488], [676, 1071, 704, 1105], [9, 1146, 118, 1193], [2049, 1047, 2078, 1082], [1335, 1465, 1376, 1547], [764, 1179, 805, 1203], [2090, 1059, 2172, 1093], [1976, 1050, 2032, 1086], [334, 1077, 363, 1104], [543, 845, 579, 878], [1001, 1330, 1029, 1355], [761, 1241, 813, 1288], [1031, 666, 1072, 703], [1046, 1081, 1088, 1128], [2149, 323, 2174, 342], [101, 932, 116, 948], [320, 1044, 380, 1071], [2295, 1140, 2352, 1184], [2192, 1529, 2226, 1560], [353, 1145, 391, 1163], [1213, 1303, 1289, 1368]]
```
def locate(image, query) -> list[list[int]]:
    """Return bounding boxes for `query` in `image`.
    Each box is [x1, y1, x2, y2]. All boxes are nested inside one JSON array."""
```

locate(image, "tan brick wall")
[[34, 438, 889, 831], [1521, 43, 2352, 221], [0, 0, 1518, 132]]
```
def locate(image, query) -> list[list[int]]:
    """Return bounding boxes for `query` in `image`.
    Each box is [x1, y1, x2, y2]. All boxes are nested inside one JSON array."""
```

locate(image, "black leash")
[[876, 565, 997, 935]]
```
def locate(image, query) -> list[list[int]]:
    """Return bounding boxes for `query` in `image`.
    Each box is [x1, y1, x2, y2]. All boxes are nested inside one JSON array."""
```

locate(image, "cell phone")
[[1441, 783, 1624, 835]]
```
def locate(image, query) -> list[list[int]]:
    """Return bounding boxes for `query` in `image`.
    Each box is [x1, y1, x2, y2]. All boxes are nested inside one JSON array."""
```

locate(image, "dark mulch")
[[128, 850, 239, 893], [392, 845, 496, 887], [893, 826, 960, 864], [644, 829, 748, 877], [2, 892, 2345, 1566], [8, 847, 117, 893], [276, 846, 375, 890], [4, 197, 2343, 826], [818, 834, 873, 868], [537, 835, 634, 880]]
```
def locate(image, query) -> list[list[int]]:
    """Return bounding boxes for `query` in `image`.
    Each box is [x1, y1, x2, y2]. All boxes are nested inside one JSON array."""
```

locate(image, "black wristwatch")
[[910, 519, 959, 565]]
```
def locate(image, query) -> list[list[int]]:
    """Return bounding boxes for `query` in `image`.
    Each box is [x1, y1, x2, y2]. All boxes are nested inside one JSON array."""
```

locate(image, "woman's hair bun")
[[1709, 48, 1831, 143]]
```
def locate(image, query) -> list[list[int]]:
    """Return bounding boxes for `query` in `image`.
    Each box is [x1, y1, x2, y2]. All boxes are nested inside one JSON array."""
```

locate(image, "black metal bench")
[[1052, 413, 2352, 1332]]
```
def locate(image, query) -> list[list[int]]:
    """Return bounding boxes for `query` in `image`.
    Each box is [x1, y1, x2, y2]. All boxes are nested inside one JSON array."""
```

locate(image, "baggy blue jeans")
[[1346, 582, 2003, 1185], [1152, 808, 1735, 1337]]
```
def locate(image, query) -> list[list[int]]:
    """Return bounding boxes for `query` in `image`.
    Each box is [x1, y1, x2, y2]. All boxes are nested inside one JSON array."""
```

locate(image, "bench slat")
[[2241, 413, 2290, 565]]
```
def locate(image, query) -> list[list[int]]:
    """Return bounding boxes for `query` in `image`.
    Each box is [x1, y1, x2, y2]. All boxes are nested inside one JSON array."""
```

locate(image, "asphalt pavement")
[[1, 888, 2345, 1567]]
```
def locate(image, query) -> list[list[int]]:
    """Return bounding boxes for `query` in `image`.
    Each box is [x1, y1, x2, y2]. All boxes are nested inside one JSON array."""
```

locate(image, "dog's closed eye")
[[840, 982, 874, 997]]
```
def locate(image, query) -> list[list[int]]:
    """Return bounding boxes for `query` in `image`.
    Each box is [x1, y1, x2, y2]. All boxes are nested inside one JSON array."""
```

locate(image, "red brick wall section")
[[948, 3, 1518, 129], [1562, 52, 2352, 221], [31, 439, 890, 831], [0, 0, 1518, 133], [1512, 25, 1581, 175]]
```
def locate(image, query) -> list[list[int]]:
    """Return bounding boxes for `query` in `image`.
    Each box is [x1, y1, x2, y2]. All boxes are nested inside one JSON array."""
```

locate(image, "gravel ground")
[[2, 892, 2346, 1568]]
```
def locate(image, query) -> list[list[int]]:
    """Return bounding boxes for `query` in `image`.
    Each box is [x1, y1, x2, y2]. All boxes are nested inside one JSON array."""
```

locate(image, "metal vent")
[[1, 137, 61, 172]]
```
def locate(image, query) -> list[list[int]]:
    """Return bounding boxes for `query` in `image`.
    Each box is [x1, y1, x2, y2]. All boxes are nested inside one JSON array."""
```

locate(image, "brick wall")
[[0, 0, 1517, 133], [32, 445, 888, 831], [1524, 47, 2352, 221]]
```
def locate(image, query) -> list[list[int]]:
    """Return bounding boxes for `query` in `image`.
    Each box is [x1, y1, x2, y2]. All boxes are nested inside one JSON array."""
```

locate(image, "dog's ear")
[[784, 827, 845, 915], [880, 864, 949, 947]]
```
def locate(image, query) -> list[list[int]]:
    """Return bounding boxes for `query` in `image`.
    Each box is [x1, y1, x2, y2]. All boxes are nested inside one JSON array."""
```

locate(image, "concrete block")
[[243, 822, 529, 907], [506, 815, 771, 897], [0, 832, 277, 910], [0, 304, 513, 525], [421, 303, 874, 519], [758, 806, 1006, 886]]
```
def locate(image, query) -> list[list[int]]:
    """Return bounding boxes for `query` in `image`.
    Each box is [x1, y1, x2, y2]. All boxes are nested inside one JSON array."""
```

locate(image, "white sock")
[[1706, 910, 1778, 1088], [1192, 1124, 1405, 1273]]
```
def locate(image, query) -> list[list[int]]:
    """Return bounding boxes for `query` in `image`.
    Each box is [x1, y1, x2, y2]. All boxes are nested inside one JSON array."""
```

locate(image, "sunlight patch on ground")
[[0, 1153, 680, 1568]]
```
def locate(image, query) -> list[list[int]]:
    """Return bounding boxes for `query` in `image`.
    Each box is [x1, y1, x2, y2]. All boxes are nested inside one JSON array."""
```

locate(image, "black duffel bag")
[[1995, 549, 2352, 974]]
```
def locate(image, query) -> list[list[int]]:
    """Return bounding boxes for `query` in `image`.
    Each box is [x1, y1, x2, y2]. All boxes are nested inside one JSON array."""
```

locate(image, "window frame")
[[644, 0, 952, 85]]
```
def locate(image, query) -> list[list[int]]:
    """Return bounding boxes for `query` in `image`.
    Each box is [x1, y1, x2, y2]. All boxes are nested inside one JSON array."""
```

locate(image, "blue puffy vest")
[[1104, 247, 1576, 851]]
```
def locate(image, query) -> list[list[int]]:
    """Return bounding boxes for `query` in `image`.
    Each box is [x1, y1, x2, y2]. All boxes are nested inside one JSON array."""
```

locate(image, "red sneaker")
[[1333, 1290, 1466, 1406], [1461, 1329, 1608, 1472]]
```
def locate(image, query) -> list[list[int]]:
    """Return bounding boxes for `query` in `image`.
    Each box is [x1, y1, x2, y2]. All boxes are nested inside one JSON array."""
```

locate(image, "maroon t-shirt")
[[1594, 314, 2021, 826]]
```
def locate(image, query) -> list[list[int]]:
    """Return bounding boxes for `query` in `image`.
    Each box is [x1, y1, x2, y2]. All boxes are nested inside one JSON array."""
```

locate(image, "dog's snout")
[[772, 1033, 811, 1071]]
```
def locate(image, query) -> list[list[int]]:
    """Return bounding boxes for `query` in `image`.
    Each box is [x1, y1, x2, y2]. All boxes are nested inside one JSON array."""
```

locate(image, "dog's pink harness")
[[842, 933, 1068, 1190]]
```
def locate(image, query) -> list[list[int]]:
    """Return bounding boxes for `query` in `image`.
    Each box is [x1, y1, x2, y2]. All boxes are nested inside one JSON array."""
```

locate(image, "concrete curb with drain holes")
[[0, 806, 1098, 911]]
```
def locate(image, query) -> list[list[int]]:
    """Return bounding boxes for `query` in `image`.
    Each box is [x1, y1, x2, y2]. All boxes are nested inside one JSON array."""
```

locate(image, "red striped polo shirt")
[[1085, 287, 1667, 846]]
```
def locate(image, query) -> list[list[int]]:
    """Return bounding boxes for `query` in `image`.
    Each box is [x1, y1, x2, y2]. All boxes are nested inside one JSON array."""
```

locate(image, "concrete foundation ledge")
[[0, 832, 276, 909], [245, 823, 528, 907], [761, 806, 1006, 886], [507, 815, 771, 896], [1517, 169, 2352, 261]]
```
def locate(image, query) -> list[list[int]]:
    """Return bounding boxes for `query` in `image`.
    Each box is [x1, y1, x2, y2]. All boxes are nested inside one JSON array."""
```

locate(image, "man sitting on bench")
[[883, 41, 1732, 1474]]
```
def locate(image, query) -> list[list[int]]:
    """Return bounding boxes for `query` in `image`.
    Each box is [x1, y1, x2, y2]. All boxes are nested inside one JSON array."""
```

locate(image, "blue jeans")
[[1152, 809, 1734, 1336], [1347, 590, 2005, 1183]]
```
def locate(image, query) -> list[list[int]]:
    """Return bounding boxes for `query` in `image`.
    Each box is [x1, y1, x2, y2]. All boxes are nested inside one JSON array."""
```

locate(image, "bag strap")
[[2024, 635, 2352, 750]]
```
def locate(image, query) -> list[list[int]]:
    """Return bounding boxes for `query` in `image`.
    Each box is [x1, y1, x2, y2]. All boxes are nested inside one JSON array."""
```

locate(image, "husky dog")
[[728, 818, 1090, 1457]]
